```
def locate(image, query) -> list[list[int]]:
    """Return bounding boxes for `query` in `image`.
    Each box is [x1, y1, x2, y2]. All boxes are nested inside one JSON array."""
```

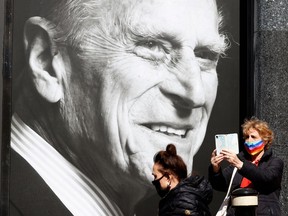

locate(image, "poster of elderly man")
[[1, 0, 240, 215]]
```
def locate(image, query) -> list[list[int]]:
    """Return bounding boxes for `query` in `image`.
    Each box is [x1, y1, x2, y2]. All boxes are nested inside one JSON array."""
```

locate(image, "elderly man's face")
[[62, 0, 224, 187]]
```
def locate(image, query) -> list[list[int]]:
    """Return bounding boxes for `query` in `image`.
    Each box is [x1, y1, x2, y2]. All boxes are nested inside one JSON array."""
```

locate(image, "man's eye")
[[134, 40, 169, 61], [195, 48, 219, 61], [139, 40, 167, 52], [143, 41, 159, 50], [194, 47, 219, 70]]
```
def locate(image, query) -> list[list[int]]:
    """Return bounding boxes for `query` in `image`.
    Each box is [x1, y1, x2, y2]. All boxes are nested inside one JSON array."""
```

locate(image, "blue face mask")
[[244, 140, 264, 155]]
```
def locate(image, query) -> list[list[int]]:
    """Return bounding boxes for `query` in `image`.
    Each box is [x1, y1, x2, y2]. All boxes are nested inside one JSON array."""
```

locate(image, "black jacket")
[[208, 148, 284, 216], [158, 175, 213, 216]]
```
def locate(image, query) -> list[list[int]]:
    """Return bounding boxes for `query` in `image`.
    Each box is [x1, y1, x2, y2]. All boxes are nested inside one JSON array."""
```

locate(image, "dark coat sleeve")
[[208, 164, 235, 192], [238, 156, 284, 193]]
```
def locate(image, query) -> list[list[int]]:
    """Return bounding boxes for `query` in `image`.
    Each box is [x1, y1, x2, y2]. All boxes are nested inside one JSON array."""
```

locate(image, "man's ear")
[[24, 16, 65, 103]]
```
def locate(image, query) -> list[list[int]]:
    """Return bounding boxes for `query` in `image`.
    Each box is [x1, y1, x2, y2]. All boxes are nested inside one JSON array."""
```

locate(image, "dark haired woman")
[[209, 117, 284, 215], [152, 144, 212, 216]]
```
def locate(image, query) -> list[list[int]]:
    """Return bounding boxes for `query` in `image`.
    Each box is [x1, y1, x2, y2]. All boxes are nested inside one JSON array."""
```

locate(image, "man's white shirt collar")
[[11, 114, 124, 216]]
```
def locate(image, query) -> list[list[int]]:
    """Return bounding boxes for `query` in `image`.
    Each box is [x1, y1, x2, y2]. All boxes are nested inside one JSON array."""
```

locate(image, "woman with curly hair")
[[209, 117, 284, 215]]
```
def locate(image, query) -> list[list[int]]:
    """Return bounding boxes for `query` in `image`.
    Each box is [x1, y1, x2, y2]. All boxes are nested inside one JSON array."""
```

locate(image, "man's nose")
[[159, 59, 205, 110]]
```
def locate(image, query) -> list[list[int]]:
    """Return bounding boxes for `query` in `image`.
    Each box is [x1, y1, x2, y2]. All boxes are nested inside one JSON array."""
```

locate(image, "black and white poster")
[[1, 0, 241, 215]]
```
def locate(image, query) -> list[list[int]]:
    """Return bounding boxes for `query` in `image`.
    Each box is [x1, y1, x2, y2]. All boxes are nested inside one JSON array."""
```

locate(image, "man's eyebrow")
[[128, 26, 184, 50], [127, 22, 228, 54], [197, 35, 229, 56], [130, 27, 179, 42], [204, 41, 228, 55]]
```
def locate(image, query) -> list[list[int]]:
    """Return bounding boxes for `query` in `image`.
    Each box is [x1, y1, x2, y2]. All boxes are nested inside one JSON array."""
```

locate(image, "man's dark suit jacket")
[[9, 149, 73, 216]]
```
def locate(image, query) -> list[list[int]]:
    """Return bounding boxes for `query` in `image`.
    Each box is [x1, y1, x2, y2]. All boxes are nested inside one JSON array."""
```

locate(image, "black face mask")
[[152, 175, 171, 198]]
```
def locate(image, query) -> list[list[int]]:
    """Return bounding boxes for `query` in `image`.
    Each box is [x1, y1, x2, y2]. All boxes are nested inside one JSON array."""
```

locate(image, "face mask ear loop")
[[165, 173, 171, 188]]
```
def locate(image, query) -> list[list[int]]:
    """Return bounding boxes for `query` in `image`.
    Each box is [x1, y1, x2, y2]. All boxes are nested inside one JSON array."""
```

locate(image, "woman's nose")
[[246, 136, 253, 142]]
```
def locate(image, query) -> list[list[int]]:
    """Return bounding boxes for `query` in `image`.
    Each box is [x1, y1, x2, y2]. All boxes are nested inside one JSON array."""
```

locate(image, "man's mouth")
[[143, 124, 189, 138]]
